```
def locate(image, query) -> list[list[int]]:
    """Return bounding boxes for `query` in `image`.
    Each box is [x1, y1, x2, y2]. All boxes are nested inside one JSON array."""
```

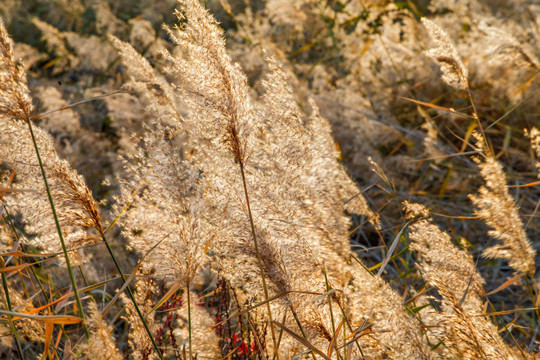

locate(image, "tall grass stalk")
[[26, 120, 89, 339], [238, 161, 280, 359]]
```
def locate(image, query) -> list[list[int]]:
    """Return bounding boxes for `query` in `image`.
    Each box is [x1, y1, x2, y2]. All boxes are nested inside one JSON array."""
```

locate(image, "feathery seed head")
[[421, 17, 469, 91], [470, 155, 536, 276], [526, 127, 540, 174], [0, 19, 32, 121]]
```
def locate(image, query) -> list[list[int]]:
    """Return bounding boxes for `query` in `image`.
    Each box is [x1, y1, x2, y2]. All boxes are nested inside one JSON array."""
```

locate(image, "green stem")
[[289, 305, 317, 360], [78, 266, 89, 287], [467, 89, 490, 156], [100, 236, 164, 360], [26, 121, 89, 338], [336, 301, 364, 357], [323, 269, 342, 360], [1, 257, 25, 360]]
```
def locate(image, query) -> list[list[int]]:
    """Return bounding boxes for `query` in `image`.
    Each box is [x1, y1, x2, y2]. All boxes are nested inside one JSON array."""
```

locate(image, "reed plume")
[[0, 19, 32, 122], [470, 134, 536, 277], [421, 17, 468, 91], [0, 19, 102, 256], [406, 202, 528, 359]]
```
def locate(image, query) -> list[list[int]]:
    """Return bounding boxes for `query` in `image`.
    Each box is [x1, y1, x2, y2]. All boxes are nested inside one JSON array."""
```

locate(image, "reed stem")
[[27, 120, 89, 339]]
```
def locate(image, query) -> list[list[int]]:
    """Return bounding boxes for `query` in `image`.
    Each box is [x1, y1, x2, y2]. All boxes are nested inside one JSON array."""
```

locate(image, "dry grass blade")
[[0, 251, 58, 258], [476, 308, 539, 317], [100, 261, 141, 316], [144, 282, 182, 318], [103, 181, 145, 234], [460, 256, 481, 305], [327, 319, 344, 358], [223, 346, 241, 359], [399, 96, 475, 119], [511, 73, 539, 97], [0, 310, 83, 324], [29, 90, 129, 121], [508, 181, 540, 188], [42, 322, 53, 360], [0, 260, 42, 274], [272, 321, 331, 360], [342, 323, 375, 348], [487, 274, 522, 296], [430, 212, 479, 219], [309, 289, 336, 304], [376, 220, 410, 276], [486, 87, 540, 130], [11, 277, 118, 317]]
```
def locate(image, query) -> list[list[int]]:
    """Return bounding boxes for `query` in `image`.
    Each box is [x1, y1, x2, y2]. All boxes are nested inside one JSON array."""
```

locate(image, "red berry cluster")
[[232, 333, 256, 357]]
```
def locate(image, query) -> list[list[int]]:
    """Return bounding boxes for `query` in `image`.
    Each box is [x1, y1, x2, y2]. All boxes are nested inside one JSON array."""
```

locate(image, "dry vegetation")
[[0, 0, 539, 359]]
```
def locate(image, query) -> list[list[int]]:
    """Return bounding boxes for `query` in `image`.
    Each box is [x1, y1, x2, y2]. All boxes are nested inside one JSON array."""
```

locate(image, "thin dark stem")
[[467, 89, 491, 156], [78, 266, 89, 287], [1, 257, 25, 360], [289, 305, 317, 360], [26, 121, 89, 339], [524, 275, 540, 324], [323, 269, 342, 360], [238, 162, 280, 360], [100, 236, 164, 360]]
